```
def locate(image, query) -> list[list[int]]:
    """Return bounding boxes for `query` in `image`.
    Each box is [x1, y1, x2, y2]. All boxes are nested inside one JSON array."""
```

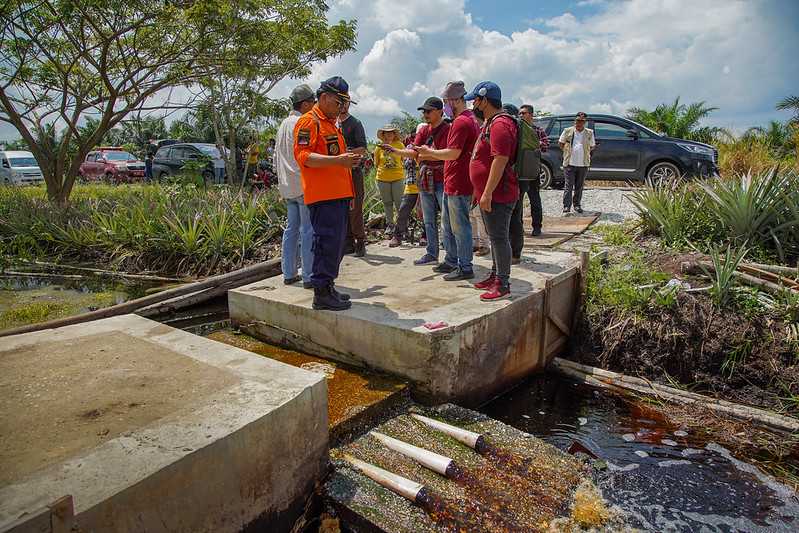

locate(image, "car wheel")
[[646, 161, 681, 187], [159, 171, 169, 181], [103, 172, 114, 184], [202, 169, 214, 184], [540, 163, 553, 189]]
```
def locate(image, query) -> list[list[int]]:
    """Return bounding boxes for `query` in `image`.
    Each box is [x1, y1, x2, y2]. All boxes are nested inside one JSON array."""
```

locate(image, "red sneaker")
[[473, 273, 497, 290], [480, 284, 511, 301]]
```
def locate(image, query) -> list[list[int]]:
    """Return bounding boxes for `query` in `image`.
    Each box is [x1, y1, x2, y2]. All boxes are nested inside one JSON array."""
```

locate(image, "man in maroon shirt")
[[466, 81, 519, 301], [417, 81, 479, 280]]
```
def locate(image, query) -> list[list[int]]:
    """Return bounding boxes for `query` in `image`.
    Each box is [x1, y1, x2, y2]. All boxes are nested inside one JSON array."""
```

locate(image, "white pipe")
[[410, 413, 482, 449], [370, 432, 454, 476], [344, 455, 424, 501]]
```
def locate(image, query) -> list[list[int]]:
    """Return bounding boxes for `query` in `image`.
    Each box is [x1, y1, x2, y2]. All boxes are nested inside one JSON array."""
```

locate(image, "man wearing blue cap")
[[465, 81, 519, 301]]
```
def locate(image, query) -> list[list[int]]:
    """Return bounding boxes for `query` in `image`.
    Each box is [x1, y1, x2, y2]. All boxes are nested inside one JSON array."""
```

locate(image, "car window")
[[9, 157, 38, 167], [549, 120, 564, 138], [533, 118, 552, 133], [171, 147, 188, 159], [104, 151, 134, 161], [155, 147, 170, 159], [593, 121, 631, 139], [195, 145, 221, 158]]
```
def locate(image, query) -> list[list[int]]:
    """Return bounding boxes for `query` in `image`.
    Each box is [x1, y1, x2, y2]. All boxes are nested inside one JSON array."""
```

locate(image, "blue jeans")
[[419, 180, 453, 259], [282, 195, 314, 284], [442, 193, 473, 271]]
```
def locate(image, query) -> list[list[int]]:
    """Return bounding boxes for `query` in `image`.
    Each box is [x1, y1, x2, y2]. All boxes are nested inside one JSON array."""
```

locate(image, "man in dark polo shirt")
[[338, 100, 368, 257], [466, 81, 519, 301], [417, 81, 479, 280]]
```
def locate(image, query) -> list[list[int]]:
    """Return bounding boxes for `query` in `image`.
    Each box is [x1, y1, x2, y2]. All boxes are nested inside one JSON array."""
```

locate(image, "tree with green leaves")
[[777, 95, 799, 125], [389, 111, 421, 136], [194, 1, 356, 184], [743, 120, 796, 158], [626, 98, 729, 144], [0, 0, 355, 203]]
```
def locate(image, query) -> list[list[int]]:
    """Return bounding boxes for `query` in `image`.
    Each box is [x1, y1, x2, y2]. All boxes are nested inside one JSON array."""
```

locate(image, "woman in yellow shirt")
[[374, 125, 405, 233]]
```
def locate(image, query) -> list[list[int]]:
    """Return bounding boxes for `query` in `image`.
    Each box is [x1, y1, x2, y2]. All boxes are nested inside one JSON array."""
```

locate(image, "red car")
[[79, 147, 146, 183]]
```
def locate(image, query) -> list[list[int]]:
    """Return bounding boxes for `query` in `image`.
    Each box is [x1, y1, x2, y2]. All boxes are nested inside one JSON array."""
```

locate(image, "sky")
[[1, 0, 798, 142]]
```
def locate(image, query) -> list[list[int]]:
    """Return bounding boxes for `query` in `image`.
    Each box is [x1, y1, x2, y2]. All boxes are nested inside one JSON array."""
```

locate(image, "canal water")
[[481, 374, 799, 532]]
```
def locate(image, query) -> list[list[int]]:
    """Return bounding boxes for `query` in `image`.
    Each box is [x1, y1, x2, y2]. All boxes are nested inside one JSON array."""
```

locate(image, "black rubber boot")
[[313, 285, 351, 311]]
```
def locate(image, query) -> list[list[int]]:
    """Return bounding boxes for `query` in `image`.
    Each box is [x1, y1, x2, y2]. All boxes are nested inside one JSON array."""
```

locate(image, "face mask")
[[443, 102, 454, 118], [472, 100, 484, 121]]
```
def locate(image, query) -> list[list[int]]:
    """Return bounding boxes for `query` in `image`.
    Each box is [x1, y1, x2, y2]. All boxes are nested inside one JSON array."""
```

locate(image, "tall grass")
[[0, 184, 286, 275], [632, 169, 799, 264]]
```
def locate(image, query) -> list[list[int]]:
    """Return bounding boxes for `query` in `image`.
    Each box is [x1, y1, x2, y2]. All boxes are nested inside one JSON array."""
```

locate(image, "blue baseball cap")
[[318, 76, 357, 104], [464, 81, 501, 102]]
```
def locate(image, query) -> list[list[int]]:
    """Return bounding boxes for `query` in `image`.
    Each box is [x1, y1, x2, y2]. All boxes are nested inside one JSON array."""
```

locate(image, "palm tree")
[[776, 95, 799, 125], [626, 97, 728, 143], [743, 120, 795, 157]]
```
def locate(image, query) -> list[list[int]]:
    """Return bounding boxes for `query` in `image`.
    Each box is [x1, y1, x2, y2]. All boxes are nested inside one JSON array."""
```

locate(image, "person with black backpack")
[[466, 82, 519, 301]]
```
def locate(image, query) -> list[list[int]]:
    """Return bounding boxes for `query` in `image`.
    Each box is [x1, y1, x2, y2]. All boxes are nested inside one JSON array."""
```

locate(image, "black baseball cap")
[[318, 76, 357, 104], [417, 96, 443, 111]]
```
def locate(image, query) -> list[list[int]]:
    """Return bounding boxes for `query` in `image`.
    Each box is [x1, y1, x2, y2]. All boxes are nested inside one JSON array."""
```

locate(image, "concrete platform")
[[0, 314, 327, 533], [230, 244, 580, 405]]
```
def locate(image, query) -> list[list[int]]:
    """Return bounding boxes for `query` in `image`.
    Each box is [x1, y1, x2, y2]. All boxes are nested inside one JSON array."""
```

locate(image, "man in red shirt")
[[417, 81, 479, 280], [466, 81, 519, 301]]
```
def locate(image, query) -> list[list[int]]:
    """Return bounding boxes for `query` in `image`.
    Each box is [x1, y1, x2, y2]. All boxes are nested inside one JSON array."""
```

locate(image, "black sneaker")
[[283, 275, 302, 285], [331, 284, 351, 301], [354, 241, 366, 257], [313, 286, 351, 311], [343, 241, 356, 255], [574, 206, 584, 214], [414, 254, 437, 265], [443, 268, 475, 281], [531, 227, 542, 237], [562, 207, 570, 214], [432, 262, 457, 273], [303, 281, 314, 289]]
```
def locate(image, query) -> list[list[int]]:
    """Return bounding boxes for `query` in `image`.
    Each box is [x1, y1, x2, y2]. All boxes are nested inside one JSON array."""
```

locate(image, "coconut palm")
[[776, 95, 799, 125], [626, 98, 729, 143]]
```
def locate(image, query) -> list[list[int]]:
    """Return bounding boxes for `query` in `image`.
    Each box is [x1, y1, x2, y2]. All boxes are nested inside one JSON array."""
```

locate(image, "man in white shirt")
[[275, 84, 316, 286], [558, 112, 596, 214]]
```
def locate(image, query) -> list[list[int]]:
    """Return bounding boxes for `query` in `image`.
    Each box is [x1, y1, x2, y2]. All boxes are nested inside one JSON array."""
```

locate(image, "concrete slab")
[[0, 314, 327, 533], [230, 244, 580, 405]]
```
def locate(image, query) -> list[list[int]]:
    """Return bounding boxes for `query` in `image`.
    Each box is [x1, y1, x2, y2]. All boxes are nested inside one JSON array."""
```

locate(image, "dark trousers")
[[563, 165, 588, 209], [393, 193, 418, 240], [509, 179, 542, 258], [309, 198, 350, 288], [144, 159, 153, 181], [481, 201, 515, 288], [347, 170, 366, 243]]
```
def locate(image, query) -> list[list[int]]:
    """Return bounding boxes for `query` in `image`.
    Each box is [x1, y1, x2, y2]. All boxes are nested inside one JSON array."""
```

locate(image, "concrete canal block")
[[230, 245, 580, 406], [0, 314, 327, 533]]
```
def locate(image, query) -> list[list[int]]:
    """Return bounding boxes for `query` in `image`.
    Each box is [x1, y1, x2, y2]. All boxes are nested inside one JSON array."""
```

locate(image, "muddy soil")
[[571, 291, 799, 417]]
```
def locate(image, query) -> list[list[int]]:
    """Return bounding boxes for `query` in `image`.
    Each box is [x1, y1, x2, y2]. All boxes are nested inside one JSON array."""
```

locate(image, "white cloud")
[[350, 84, 403, 117]]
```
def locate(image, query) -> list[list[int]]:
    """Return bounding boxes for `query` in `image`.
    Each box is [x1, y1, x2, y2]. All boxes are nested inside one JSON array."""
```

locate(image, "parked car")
[[0, 150, 44, 185], [78, 147, 146, 183], [152, 143, 225, 183], [533, 114, 719, 188]]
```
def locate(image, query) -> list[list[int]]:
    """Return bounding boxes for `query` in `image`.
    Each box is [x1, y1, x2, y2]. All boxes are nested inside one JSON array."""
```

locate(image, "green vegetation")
[[626, 97, 726, 144], [0, 184, 286, 276], [632, 169, 799, 263], [0, 289, 117, 330]]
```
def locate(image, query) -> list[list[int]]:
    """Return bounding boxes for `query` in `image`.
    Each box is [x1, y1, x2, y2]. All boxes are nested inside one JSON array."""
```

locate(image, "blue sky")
[[1, 0, 797, 142]]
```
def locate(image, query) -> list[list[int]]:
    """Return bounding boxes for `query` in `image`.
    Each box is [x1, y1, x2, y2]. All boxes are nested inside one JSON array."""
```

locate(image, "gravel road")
[[540, 187, 640, 223]]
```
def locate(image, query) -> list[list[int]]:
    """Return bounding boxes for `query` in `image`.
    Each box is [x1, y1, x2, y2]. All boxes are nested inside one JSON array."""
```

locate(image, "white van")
[[0, 150, 45, 185]]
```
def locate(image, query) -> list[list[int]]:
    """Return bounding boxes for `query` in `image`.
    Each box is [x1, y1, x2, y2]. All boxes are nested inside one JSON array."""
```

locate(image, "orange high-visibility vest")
[[293, 105, 354, 205]]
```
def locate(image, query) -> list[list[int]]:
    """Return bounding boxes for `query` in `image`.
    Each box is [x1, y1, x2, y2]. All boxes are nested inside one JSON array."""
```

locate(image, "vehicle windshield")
[[9, 157, 38, 167], [623, 118, 662, 138], [195, 145, 221, 158], [104, 151, 135, 160]]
